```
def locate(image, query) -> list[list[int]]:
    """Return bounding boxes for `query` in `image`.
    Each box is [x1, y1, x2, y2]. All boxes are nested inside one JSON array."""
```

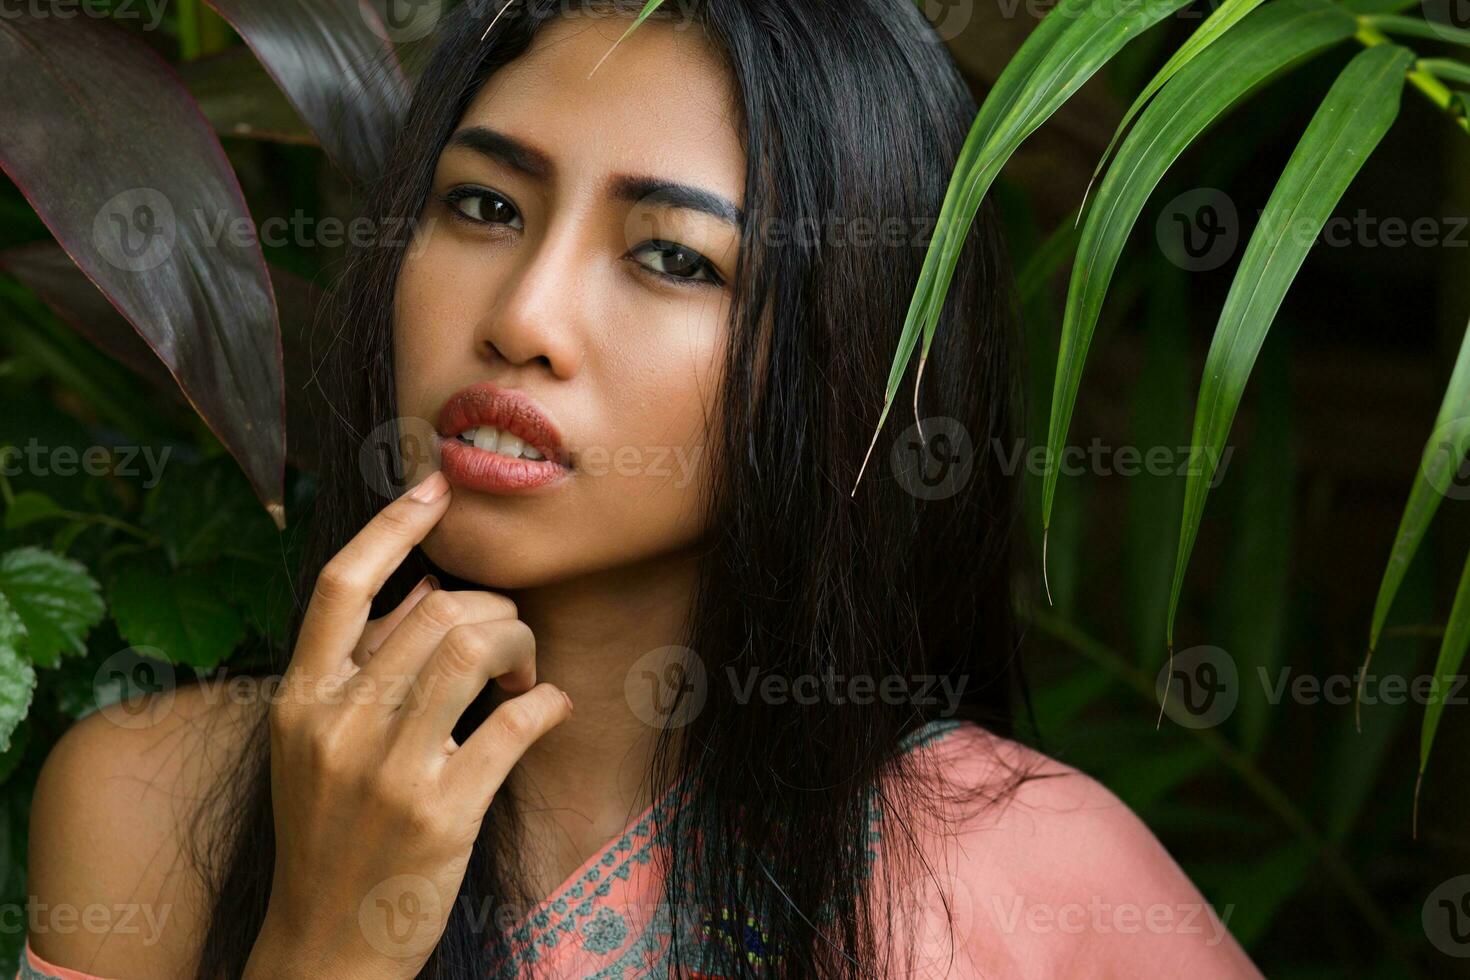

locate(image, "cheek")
[[590, 308, 725, 506]]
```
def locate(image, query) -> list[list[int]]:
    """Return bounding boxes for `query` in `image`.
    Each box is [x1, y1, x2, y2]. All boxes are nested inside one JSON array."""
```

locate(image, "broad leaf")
[[0, 241, 327, 471], [1166, 44, 1414, 646], [200, 0, 409, 185], [0, 13, 285, 523], [179, 46, 317, 147], [0, 595, 35, 755], [1043, 0, 1356, 538], [0, 546, 105, 668], [108, 558, 246, 669]]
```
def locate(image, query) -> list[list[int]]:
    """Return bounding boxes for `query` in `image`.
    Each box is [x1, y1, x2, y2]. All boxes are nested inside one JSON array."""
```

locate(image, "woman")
[[21, 1, 1262, 977]]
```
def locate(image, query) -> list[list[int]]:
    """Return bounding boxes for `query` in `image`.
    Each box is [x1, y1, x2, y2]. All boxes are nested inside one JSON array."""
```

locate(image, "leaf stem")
[[1355, 19, 1470, 132]]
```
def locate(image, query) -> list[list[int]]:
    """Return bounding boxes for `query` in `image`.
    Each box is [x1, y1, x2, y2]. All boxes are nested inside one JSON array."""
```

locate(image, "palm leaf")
[[1043, 0, 1356, 541], [855, 0, 1195, 489], [1356, 314, 1470, 725], [1165, 43, 1415, 647], [1416, 545, 1470, 831], [1084, 0, 1277, 196]]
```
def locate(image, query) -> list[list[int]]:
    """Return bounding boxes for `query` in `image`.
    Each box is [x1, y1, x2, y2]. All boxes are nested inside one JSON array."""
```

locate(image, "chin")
[[420, 500, 566, 590]]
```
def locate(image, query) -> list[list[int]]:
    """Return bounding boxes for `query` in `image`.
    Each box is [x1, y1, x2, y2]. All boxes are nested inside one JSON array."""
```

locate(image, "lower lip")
[[438, 437, 570, 494]]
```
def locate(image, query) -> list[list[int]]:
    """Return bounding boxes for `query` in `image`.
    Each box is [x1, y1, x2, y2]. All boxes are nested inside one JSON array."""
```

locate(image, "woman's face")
[[394, 15, 744, 588]]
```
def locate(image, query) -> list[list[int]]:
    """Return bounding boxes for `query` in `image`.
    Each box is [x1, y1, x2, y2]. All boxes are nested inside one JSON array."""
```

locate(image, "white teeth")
[[459, 425, 546, 461], [472, 427, 500, 453]]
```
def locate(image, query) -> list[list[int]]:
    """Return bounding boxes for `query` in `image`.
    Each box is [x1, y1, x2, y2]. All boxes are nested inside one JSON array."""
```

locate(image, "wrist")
[[247, 906, 416, 980]]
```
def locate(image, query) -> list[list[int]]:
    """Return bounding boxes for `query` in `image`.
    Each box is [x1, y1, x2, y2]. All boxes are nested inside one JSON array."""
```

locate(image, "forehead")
[[459, 16, 744, 199]]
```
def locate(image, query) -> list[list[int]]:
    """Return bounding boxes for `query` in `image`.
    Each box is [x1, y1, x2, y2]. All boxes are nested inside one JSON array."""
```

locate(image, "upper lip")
[[436, 382, 569, 466]]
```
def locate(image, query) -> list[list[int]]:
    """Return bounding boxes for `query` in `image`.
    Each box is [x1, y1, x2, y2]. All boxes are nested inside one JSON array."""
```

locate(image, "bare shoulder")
[[26, 676, 269, 980], [888, 721, 1263, 979]]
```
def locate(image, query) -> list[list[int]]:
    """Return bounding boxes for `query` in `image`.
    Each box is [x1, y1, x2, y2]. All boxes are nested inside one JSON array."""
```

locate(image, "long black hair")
[[192, 1, 1030, 976]]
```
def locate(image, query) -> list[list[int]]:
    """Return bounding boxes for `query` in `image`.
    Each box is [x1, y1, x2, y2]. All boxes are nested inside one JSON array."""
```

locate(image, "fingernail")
[[408, 471, 448, 503], [561, 690, 573, 712], [426, 574, 440, 590]]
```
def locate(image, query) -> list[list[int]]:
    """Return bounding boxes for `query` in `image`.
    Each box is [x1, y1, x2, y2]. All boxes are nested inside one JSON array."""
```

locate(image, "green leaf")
[[1166, 43, 1414, 647], [1417, 57, 1470, 85], [1043, 0, 1357, 536], [108, 558, 245, 669], [1419, 547, 1470, 792], [1364, 13, 1470, 47], [0, 594, 36, 755], [1338, 0, 1423, 13], [1366, 314, 1470, 656], [0, 546, 105, 667], [589, 0, 669, 77], [859, 0, 1194, 487], [143, 456, 282, 568], [1087, 0, 1277, 189], [2, 490, 67, 531]]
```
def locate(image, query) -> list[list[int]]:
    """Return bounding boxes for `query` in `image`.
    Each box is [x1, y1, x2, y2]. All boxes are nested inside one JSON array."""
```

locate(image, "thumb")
[[352, 574, 438, 667]]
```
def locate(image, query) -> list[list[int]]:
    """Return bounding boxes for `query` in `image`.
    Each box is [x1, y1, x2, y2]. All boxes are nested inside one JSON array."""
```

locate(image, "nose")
[[473, 224, 586, 379]]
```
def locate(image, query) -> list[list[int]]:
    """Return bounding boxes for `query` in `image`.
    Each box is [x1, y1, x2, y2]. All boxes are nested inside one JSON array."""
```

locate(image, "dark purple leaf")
[[201, 0, 410, 186], [0, 242, 326, 473], [0, 13, 286, 525]]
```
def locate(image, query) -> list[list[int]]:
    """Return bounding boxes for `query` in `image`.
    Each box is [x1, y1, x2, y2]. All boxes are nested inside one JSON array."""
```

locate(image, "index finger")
[[293, 471, 451, 677]]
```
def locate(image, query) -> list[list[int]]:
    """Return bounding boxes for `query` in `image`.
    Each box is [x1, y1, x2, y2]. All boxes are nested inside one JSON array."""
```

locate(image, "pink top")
[[17, 719, 1262, 978]]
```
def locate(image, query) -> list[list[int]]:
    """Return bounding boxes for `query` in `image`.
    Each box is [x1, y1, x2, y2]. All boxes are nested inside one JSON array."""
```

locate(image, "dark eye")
[[632, 239, 723, 286], [441, 186, 523, 229]]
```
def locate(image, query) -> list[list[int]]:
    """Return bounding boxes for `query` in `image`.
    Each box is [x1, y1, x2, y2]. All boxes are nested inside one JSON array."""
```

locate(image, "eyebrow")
[[447, 126, 744, 229]]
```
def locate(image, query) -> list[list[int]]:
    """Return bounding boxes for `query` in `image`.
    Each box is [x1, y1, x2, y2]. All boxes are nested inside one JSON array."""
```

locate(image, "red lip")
[[436, 383, 571, 495]]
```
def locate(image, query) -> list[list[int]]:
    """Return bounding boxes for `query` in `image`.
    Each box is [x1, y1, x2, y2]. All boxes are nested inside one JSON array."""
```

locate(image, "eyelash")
[[438, 186, 724, 288]]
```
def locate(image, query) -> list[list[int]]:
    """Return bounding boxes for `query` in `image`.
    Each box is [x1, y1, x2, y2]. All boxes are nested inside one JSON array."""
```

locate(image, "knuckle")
[[439, 625, 487, 677], [403, 795, 447, 836], [491, 699, 541, 743], [415, 589, 465, 631], [375, 501, 417, 536], [488, 594, 518, 620], [313, 560, 364, 605], [303, 719, 350, 774]]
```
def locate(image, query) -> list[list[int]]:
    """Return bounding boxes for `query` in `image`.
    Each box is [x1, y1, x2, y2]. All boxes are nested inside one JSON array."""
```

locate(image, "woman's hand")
[[245, 471, 571, 980]]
